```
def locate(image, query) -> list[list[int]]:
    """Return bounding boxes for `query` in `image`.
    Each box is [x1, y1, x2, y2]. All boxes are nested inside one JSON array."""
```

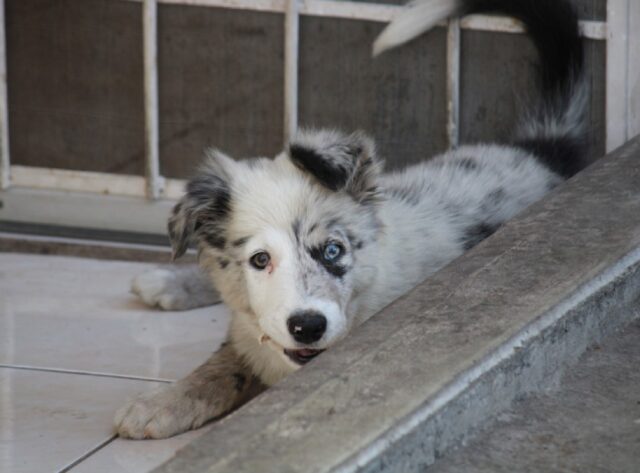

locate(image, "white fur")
[[518, 80, 590, 142], [373, 0, 460, 56], [132, 266, 221, 311], [230, 310, 299, 385], [131, 269, 182, 310], [114, 385, 212, 439]]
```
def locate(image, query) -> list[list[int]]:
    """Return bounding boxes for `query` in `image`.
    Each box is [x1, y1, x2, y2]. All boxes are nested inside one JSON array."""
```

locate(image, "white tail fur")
[[372, 0, 460, 56]]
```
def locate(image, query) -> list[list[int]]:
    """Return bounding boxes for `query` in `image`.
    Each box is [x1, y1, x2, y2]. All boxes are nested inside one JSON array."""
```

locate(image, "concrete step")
[[154, 136, 640, 473], [429, 319, 640, 473]]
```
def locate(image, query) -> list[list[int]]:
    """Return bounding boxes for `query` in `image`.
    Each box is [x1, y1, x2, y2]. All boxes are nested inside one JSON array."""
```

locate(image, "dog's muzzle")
[[284, 348, 325, 365]]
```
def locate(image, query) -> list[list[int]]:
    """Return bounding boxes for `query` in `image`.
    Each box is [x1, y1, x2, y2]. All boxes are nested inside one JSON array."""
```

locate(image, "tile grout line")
[[56, 434, 119, 473], [0, 363, 174, 383]]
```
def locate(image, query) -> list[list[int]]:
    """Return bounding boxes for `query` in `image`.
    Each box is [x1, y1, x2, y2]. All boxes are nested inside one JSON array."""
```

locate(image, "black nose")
[[287, 310, 327, 344]]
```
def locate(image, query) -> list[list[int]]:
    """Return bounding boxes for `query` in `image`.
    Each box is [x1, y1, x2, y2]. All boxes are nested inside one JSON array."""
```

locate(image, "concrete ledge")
[[429, 319, 640, 472], [155, 137, 640, 473]]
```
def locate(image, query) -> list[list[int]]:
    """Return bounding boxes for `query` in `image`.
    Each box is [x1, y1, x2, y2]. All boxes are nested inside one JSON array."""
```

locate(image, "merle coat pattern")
[[116, 0, 590, 439]]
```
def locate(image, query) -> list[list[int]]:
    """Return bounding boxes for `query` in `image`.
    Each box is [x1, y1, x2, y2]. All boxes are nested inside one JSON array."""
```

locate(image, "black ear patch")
[[168, 173, 231, 259], [288, 130, 381, 203], [289, 144, 351, 191]]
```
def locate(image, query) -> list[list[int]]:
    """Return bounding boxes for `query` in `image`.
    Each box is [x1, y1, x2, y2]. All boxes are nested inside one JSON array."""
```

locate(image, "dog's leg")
[[131, 265, 221, 310], [114, 342, 264, 439]]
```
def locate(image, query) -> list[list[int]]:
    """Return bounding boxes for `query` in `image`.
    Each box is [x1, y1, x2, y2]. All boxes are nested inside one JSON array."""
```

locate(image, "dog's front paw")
[[131, 267, 221, 311], [114, 386, 211, 439], [131, 269, 188, 310]]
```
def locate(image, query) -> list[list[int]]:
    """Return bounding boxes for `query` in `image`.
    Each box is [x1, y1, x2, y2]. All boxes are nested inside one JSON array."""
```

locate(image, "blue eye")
[[323, 242, 342, 262]]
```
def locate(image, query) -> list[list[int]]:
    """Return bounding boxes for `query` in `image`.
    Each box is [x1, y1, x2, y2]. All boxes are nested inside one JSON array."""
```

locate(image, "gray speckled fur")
[[117, 0, 589, 440], [118, 137, 567, 440]]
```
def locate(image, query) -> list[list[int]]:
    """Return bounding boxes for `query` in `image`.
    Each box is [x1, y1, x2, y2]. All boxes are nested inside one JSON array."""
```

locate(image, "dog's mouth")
[[284, 348, 325, 365]]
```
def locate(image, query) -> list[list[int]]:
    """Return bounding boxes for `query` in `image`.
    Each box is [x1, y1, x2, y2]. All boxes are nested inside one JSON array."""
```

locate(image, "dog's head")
[[169, 130, 384, 369]]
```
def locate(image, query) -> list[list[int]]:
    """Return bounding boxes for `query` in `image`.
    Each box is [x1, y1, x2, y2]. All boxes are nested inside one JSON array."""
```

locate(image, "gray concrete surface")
[[429, 319, 640, 473], [149, 135, 640, 473]]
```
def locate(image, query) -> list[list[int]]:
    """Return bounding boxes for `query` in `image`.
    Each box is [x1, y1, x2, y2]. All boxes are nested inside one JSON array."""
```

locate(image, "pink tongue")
[[297, 349, 318, 357]]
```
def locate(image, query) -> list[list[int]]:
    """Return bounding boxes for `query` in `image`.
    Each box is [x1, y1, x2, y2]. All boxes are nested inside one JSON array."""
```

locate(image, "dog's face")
[[168, 130, 383, 368]]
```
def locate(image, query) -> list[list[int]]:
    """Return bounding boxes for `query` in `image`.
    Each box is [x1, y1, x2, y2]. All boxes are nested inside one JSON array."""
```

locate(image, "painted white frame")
[[143, 0, 164, 199], [283, 0, 300, 144], [0, 0, 9, 190], [0, 0, 636, 233], [606, 0, 640, 152]]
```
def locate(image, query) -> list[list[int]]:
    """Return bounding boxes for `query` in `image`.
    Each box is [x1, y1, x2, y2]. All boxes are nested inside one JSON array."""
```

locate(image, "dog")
[[115, 0, 589, 439]]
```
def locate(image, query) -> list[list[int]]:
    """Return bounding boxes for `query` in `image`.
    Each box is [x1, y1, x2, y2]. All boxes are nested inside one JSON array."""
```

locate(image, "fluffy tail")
[[374, 0, 589, 178]]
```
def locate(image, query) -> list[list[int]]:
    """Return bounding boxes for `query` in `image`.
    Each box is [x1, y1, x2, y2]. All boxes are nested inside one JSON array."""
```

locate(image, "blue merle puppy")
[[116, 0, 590, 439]]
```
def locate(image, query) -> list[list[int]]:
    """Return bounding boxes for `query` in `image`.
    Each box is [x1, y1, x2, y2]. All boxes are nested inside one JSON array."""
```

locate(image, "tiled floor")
[[0, 253, 231, 472]]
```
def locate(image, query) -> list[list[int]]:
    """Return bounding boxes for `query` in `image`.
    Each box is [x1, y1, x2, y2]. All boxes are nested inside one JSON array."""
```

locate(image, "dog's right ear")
[[168, 150, 234, 260], [288, 129, 382, 204]]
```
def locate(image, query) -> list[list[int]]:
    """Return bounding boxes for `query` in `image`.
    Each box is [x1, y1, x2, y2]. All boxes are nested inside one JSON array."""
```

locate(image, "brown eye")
[[250, 251, 270, 270]]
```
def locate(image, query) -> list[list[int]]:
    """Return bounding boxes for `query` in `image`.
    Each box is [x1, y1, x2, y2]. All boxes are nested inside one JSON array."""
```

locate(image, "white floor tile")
[[0, 253, 229, 380], [69, 428, 213, 473], [0, 367, 163, 473]]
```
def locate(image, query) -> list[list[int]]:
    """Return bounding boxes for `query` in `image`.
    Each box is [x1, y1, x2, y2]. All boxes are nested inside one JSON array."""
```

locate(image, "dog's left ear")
[[168, 150, 234, 260], [288, 130, 382, 203]]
